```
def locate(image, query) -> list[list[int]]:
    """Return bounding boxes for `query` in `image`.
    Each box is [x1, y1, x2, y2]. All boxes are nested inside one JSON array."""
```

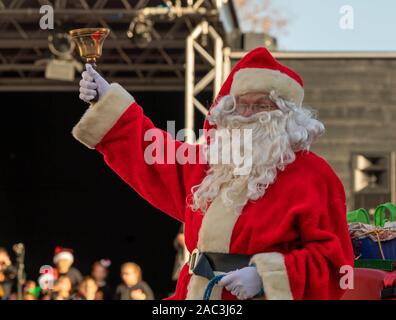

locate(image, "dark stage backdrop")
[[0, 89, 210, 299]]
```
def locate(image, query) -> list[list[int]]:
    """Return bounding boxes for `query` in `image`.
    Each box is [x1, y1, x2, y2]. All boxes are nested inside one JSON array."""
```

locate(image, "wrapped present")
[[349, 222, 396, 260], [349, 202, 396, 261]]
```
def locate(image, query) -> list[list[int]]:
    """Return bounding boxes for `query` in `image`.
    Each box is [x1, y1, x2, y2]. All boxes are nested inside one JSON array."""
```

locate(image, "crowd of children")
[[0, 246, 155, 300]]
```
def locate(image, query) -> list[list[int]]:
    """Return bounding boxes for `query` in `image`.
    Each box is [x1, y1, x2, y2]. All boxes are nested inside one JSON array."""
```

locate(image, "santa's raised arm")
[[73, 47, 354, 300]]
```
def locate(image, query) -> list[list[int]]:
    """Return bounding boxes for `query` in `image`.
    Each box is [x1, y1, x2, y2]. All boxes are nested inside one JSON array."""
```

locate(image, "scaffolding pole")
[[184, 21, 224, 144]]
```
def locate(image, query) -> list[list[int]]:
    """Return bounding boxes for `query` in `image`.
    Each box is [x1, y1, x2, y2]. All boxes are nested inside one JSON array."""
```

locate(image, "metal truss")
[[185, 20, 224, 143], [0, 0, 238, 92]]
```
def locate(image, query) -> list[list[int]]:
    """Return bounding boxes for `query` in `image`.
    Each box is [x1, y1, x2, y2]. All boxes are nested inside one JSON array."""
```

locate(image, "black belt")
[[188, 249, 252, 280]]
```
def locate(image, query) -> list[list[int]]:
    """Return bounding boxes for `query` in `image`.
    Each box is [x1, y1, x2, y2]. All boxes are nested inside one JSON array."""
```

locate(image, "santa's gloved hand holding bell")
[[79, 64, 110, 103], [72, 48, 354, 300]]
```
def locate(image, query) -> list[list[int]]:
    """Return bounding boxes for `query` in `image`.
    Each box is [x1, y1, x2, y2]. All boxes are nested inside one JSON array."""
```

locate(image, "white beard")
[[191, 93, 324, 215]]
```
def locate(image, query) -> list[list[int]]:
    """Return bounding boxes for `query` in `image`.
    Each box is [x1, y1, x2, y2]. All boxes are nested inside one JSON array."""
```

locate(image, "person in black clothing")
[[114, 262, 154, 300], [0, 247, 17, 300], [91, 260, 112, 300], [53, 246, 83, 292]]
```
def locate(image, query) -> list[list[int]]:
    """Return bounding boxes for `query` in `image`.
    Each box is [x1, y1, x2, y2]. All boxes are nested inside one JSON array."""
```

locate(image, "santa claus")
[[73, 47, 354, 300]]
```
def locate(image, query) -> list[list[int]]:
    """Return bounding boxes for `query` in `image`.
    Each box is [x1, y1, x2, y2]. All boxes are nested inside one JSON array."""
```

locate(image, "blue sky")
[[237, 0, 396, 51]]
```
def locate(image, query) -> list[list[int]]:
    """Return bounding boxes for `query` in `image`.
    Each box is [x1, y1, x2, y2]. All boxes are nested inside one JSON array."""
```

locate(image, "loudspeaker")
[[352, 151, 396, 214]]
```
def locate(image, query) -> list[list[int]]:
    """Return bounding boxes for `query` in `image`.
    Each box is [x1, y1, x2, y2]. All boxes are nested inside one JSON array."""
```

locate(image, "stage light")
[[45, 33, 81, 81], [48, 33, 74, 59], [127, 15, 153, 48]]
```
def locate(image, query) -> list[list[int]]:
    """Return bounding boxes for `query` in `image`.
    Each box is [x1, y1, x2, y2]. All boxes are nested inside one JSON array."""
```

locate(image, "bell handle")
[[86, 58, 99, 103]]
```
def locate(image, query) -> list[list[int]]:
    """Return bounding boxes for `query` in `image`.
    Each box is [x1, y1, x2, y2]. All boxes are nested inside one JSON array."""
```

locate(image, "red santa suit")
[[72, 47, 354, 300]]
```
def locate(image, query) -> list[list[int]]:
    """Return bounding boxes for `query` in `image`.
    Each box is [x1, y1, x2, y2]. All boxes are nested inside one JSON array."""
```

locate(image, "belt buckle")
[[188, 248, 200, 275]]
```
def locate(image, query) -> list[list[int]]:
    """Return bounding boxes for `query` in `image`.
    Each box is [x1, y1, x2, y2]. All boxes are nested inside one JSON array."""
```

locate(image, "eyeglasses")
[[235, 94, 278, 112], [236, 103, 278, 112]]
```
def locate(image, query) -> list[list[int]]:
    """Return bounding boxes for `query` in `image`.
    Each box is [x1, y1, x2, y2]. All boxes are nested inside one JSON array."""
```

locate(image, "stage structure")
[[0, 0, 239, 91], [0, 0, 239, 142]]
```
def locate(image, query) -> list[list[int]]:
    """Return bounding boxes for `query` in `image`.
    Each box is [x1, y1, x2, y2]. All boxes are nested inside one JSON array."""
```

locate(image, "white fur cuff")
[[72, 83, 135, 149], [230, 68, 304, 106], [250, 252, 294, 300]]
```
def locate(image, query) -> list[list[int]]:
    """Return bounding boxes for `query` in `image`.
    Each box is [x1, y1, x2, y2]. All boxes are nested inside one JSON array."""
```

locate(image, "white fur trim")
[[230, 68, 304, 106], [72, 83, 135, 149], [186, 187, 247, 299], [250, 252, 293, 300], [196, 193, 242, 253], [53, 252, 74, 264]]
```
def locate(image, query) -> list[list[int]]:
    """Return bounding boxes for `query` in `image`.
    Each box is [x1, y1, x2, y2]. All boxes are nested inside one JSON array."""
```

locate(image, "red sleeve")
[[250, 163, 354, 300], [72, 83, 201, 222]]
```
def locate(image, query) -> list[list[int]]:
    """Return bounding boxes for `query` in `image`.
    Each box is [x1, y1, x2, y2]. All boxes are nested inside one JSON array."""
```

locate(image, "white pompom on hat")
[[53, 246, 74, 264]]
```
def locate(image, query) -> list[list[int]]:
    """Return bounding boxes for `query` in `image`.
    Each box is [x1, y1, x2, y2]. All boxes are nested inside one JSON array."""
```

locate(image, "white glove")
[[79, 64, 110, 103], [219, 266, 263, 300]]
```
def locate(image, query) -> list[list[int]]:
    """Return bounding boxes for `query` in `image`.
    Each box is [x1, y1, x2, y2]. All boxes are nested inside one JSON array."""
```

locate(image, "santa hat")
[[204, 47, 304, 131], [53, 246, 74, 264]]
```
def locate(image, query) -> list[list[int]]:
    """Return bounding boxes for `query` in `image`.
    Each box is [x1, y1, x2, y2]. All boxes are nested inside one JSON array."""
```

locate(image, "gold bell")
[[68, 28, 110, 65]]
